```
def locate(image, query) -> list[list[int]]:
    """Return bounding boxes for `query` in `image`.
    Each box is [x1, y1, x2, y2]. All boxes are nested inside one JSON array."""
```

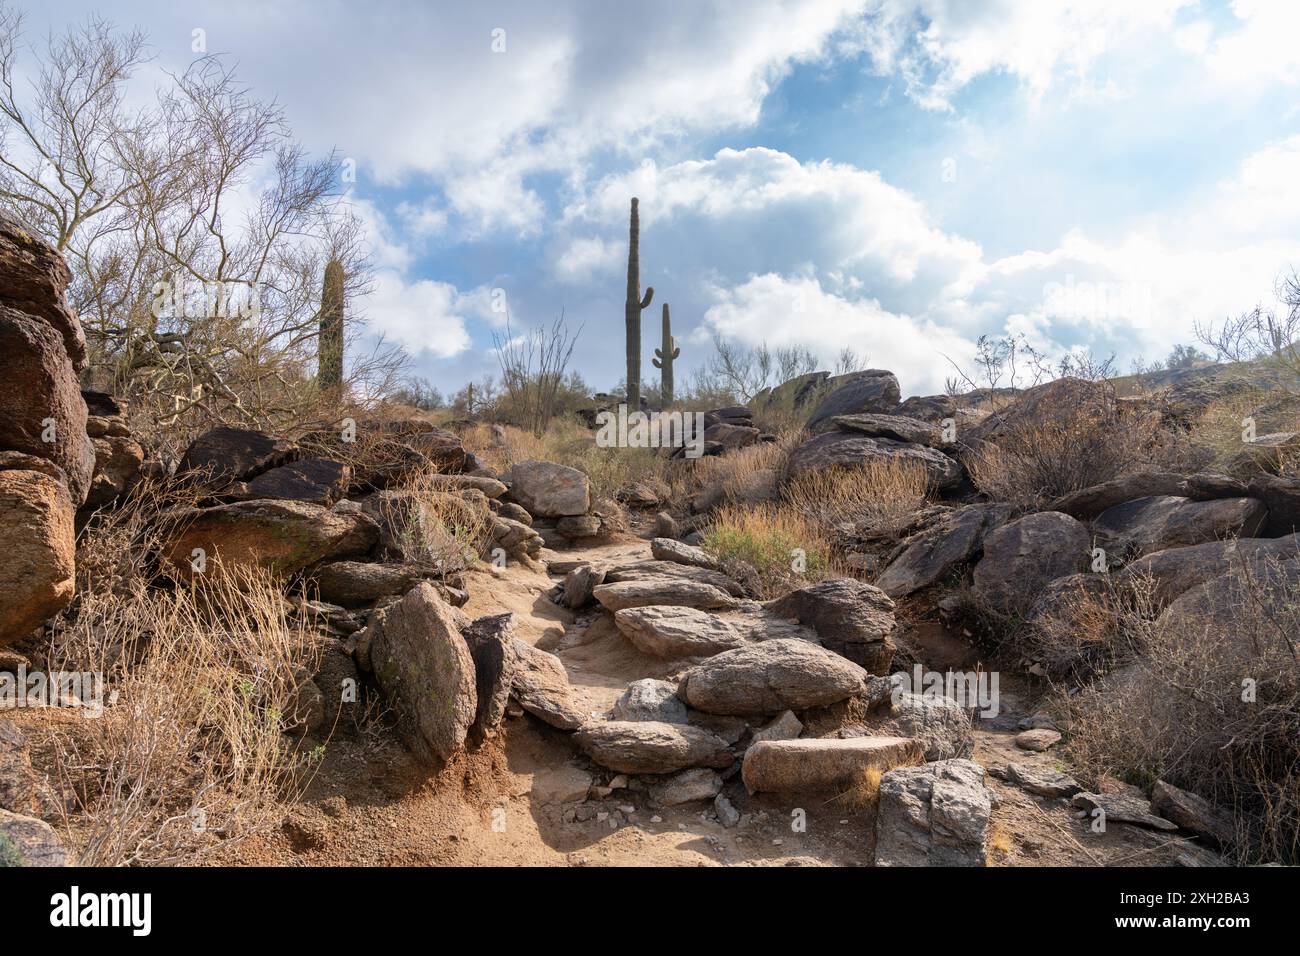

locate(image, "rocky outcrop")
[[783, 431, 963, 490], [875, 504, 1012, 598], [742, 737, 921, 795], [613, 606, 747, 659], [0, 469, 75, 646], [675, 639, 868, 715], [1092, 495, 1265, 555], [805, 370, 902, 432], [767, 578, 897, 673], [874, 759, 991, 867], [506, 460, 591, 517], [972, 511, 1089, 615]]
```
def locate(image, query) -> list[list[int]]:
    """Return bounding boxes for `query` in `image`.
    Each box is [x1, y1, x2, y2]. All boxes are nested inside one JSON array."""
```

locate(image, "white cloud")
[[1202, 0, 1300, 89], [553, 235, 624, 284], [365, 270, 478, 359]]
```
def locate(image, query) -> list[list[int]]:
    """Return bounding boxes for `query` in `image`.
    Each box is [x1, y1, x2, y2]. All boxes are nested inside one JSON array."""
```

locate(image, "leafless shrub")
[[492, 313, 583, 436]]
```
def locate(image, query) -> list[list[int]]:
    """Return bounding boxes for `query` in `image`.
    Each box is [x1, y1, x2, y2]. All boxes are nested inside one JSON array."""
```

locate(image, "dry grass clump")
[[44, 561, 319, 866], [1062, 558, 1300, 864], [382, 464, 493, 567], [703, 502, 836, 598], [969, 385, 1160, 508], [986, 822, 1014, 861], [785, 457, 930, 540]]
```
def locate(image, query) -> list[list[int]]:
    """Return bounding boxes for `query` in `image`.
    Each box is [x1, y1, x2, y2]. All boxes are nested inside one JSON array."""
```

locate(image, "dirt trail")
[[224, 536, 1214, 867]]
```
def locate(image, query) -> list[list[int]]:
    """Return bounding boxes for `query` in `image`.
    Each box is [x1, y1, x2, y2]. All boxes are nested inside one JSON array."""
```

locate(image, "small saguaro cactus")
[[652, 302, 680, 408], [625, 197, 654, 411], [318, 257, 345, 395]]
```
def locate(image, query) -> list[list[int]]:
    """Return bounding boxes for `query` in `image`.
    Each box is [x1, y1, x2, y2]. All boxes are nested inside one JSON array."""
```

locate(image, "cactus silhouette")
[[652, 302, 680, 408], [624, 197, 654, 411], [318, 258, 345, 395]]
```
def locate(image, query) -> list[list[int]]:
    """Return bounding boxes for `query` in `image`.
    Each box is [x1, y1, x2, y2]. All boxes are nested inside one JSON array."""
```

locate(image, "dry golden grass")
[[987, 822, 1014, 860], [703, 501, 837, 598], [785, 457, 930, 540]]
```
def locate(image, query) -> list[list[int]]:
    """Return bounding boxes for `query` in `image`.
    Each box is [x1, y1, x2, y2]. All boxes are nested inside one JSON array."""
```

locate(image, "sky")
[[11, 0, 1300, 399]]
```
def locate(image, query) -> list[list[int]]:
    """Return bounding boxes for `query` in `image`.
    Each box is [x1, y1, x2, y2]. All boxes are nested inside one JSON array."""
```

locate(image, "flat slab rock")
[[601, 560, 743, 595], [613, 605, 747, 659], [573, 720, 734, 775], [676, 638, 868, 716], [742, 737, 921, 795], [1071, 790, 1179, 831], [649, 537, 720, 570], [1003, 762, 1082, 798], [592, 579, 738, 612], [511, 638, 587, 730]]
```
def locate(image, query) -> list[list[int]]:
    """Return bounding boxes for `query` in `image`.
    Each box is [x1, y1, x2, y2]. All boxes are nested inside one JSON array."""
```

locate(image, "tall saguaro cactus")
[[625, 197, 654, 411], [318, 257, 345, 396], [652, 302, 680, 408]]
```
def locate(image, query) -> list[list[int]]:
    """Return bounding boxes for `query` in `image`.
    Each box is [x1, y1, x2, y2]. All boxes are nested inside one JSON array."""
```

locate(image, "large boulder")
[[874, 759, 991, 867], [611, 678, 689, 723], [592, 579, 738, 612], [460, 613, 519, 743], [875, 504, 1012, 598], [676, 639, 868, 715], [573, 720, 733, 774], [176, 426, 297, 486], [1247, 475, 1300, 536], [511, 638, 587, 730], [767, 578, 897, 673], [601, 560, 744, 595], [742, 737, 921, 795], [163, 499, 379, 579], [783, 431, 963, 490], [882, 692, 974, 761], [0, 213, 84, 368], [830, 413, 942, 447], [368, 583, 477, 764], [1092, 495, 1265, 556], [805, 370, 902, 432], [0, 470, 75, 646], [1048, 471, 1188, 519], [613, 606, 747, 659], [0, 305, 94, 504], [1116, 534, 1300, 606], [972, 511, 1089, 615], [506, 460, 590, 517]]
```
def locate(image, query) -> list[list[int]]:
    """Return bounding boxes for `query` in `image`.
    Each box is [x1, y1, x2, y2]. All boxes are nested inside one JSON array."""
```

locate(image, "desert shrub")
[[784, 457, 930, 540], [969, 381, 1161, 508], [1063, 558, 1300, 864], [382, 464, 493, 566], [703, 502, 836, 598]]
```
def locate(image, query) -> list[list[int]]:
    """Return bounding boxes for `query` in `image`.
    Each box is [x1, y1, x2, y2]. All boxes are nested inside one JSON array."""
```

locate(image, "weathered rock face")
[[460, 613, 519, 743], [511, 639, 587, 730], [1092, 495, 1265, 555], [805, 370, 902, 432], [506, 460, 590, 517], [0, 305, 94, 504], [676, 639, 868, 715], [1150, 780, 1235, 849], [592, 579, 738, 613], [573, 720, 733, 774], [0, 213, 85, 369], [177, 426, 298, 486], [368, 583, 477, 765], [649, 537, 720, 571], [742, 737, 921, 795], [613, 606, 746, 659], [783, 431, 963, 490], [1048, 471, 1189, 519], [972, 511, 1089, 615], [237, 458, 351, 505], [611, 678, 688, 723], [1247, 474, 1300, 536], [767, 578, 897, 674], [0, 808, 70, 866], [875, 504, 1012, 598], [883, 692, 974, 761], [83, 432, 145, 511], [601, 560, 744, 595], [1116, 534, 1300, 606], [163, 499, 379, 579], [830, 413, 942, 447], [0, 470, 75, 646], [874, 759, 991, 867]]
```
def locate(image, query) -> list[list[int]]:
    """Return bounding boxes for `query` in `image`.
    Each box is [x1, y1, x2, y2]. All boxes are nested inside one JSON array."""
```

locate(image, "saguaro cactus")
[[625, 197, 654, 411], [652, 302, 680, 408], [318, 257, 345, 395]]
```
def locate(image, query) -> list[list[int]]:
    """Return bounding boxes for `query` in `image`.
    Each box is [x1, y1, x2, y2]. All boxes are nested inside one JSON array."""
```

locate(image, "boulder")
[[675, 639, 868, 715], [650, 537, 720, 571], [561, 564, 606, 609], [511, 639, 587, 730], [601, 560, 743, 596], [1182, 472, 1248, 501], [702, 422, 760, 452], [1247, 474, 1300, 535], [0, 808, 69, 866], [894, 394, 956, 423], [426, 474, 507, 498], [1048, 471, 1188, 519], [573, 721, 733, 775], [1071, 790, 1179, 831], [0, 470, 75, 646], [1004, 763, 1082, 798], [1150, 780, 1235, 849], [830, 413, 942, 446], [742, 737, 921, 795], [875, 504, 1012, 598], [592, 579, 738, 613], [506, 460, 590, 517], [884, 692, 974, 761], [403, 427, 470, 473], [239, 458, 351, 505], [0, 305, 94, 504], [1092, 495, 1265, 555], [0, 212, 85, 367], [1014, 728, 1061, 751], [163, 499, 378, 579], [531, 765, 593, 805], [750, 710, 803, 744], [783, 431, 963, 490], [613, 606, 746, 659], [368, 583, 477, 764], [82, 433, 145, 510], [1153, 558, 1300, 662], [555, 514, 601, 538], [461, 613, 519, 743], [805, 370, 902, 432], [767, 578, 897, 674], [648, 768, 724, 806], [176, 426, 297, 486], [972, 511, 1089, 615], [611, 678, 689, 723], [1116, 534, 1300, 606], [309, 561, 430, 607], [874, 759, 991, 867]]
